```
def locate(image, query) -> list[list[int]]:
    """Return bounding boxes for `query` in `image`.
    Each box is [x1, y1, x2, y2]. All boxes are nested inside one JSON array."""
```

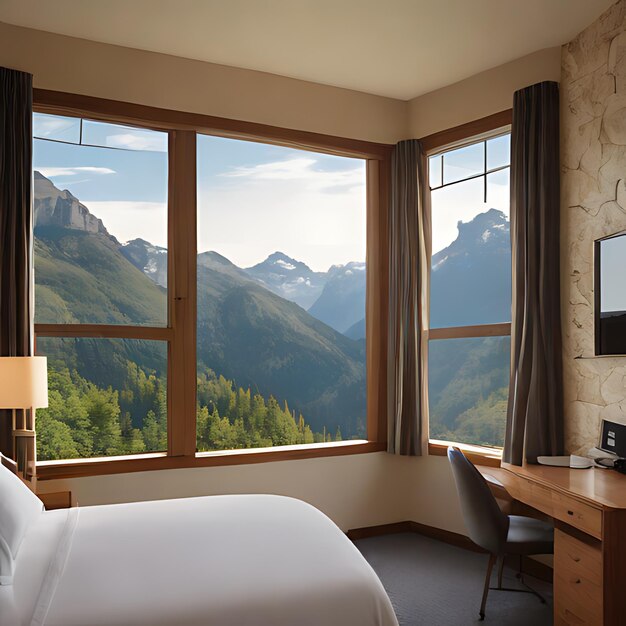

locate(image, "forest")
[[37, 362, 340, 461]]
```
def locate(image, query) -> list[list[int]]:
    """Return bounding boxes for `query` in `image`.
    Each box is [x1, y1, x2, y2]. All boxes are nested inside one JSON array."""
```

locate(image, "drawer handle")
[[572, 556, 581, 562], [574, 578, 581, 584], [567, 510, 574, 516]]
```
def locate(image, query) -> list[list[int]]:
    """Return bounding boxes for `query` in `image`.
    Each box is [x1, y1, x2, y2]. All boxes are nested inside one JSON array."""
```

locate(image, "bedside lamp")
[[0, 356, 48, 489]]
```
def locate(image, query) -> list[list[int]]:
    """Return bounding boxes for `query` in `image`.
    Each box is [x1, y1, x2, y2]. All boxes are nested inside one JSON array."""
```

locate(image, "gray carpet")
[[355, 533, 553, 625]]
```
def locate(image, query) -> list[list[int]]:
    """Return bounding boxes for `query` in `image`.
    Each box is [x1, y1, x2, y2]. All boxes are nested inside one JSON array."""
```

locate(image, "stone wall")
[[562, 0, 626, 453]]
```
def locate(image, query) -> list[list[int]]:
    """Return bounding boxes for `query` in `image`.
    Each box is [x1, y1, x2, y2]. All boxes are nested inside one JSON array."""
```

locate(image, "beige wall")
[[561, 0, 626, 454], [407, 47, 561, 139], [0, 21, 406, 145], [38, 452, 467, 534], [37, 453, 406, 532], [0, 21, 563, 146]]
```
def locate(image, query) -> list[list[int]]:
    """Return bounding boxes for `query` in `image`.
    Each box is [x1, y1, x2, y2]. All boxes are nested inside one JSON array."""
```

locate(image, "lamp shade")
[[0, 357, 48, 409]]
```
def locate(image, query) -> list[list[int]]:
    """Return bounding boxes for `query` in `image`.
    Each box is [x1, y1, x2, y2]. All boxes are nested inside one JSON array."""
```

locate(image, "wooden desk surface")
[[480, 462, 626, 511]]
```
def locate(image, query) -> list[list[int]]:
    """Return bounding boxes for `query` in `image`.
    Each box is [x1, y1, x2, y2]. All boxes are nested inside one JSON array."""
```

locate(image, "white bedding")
[[1, 494, 398, 626]]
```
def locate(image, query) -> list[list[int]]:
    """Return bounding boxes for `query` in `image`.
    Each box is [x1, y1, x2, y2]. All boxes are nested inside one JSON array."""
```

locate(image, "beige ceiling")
[[0, 0, 613, 100]]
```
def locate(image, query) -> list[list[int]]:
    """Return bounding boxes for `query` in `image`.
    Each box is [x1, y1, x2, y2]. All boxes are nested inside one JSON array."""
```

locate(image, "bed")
[[0, 464, 398, 626]]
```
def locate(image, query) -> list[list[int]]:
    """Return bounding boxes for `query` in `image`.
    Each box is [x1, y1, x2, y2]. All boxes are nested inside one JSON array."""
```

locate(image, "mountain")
[[243, 252, 327, 310], [33, 171, 515, 447], [198, 250, 254, 283], [34, 171, 111, 237], [344, 317, 365, 341], [120, 239, 168, 288], [33, 172, 366, 437], [428, 335, 510, 447], [34, 174, 167, 327], [599, 311, 626, 355], [197, 261, 365, 434], [121, 239, 365, 339], [430, 209, 511, 328], [307, 262, 366, 334], [427, 208, 512, 447]]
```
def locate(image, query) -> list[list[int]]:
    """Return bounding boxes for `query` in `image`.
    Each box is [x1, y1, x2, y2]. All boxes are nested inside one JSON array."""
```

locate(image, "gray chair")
[[447, 446, 553, 620]]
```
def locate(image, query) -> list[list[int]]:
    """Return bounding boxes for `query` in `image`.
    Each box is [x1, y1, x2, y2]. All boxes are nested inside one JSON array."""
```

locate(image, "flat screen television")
[[595, 231, 626, 356]]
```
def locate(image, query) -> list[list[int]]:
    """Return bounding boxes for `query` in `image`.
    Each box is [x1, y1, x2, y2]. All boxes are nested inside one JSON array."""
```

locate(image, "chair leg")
[[480, 554, 497, 621], [490, 554, 547, 605], [497, 555, 505, 589]]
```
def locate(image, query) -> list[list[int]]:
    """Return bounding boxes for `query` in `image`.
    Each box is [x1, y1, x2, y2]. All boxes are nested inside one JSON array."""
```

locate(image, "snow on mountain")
[[121, 239, 168, 288], [244, 252, 327, 310]]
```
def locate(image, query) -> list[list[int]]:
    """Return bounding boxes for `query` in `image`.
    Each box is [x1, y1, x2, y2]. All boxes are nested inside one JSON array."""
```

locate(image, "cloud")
[[105, 132, 167, 152], [222, 157, 316, 180], [33, 115, 79, 139], [219, 157, 364, 190], [196, 152, 367, 270], [37, 166, 116, 177], [84, 200, 166, 213], [199, 164, 366, 271], [81, 200, 168, 248]]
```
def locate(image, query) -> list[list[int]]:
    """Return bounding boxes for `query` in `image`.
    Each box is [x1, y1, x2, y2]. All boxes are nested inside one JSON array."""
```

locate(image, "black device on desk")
[[613, 458, 626, 474], [598, 419, 626, 473], [600, 419, 626, 456]]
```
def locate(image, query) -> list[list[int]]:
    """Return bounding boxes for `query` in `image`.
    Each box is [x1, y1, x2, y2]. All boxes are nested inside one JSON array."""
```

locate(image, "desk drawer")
[[513, 479, 602, 539], [555, 602, 602, 626], [551, 491, 602, 539], [555, 529, 602, 586], [555, 529, 603, 625]]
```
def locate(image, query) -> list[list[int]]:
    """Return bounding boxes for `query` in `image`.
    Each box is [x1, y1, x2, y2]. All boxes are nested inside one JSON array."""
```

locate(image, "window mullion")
[[168, 130, 198, 457], [33, 324, 172, 341]]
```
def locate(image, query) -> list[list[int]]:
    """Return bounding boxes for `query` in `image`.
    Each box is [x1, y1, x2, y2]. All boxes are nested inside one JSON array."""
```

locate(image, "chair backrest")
[[447, 446, 509, 555]]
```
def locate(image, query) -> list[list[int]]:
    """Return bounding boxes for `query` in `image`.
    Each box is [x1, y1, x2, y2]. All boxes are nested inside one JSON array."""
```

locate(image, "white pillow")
[[0, 462, 43, 584]]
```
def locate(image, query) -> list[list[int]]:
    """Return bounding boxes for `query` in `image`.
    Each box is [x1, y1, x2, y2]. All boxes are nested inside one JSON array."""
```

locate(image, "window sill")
[[428, 439, 502, 468], [37, 440, 385, 480]]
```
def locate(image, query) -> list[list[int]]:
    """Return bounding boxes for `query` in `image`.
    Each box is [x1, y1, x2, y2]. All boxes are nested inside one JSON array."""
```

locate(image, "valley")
[[33, 170, 512, 458]]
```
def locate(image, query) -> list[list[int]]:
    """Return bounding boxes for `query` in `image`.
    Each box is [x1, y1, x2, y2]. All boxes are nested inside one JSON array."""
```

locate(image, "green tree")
[[84, 385, 123, 455], [127, 428, 147, 453], [142, 410, 159, 451], [210, 412, 235, 450], [36, 410, 80, 460]]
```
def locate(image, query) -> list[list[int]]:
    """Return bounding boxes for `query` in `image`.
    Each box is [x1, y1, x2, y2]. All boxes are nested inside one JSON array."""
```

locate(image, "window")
[[427, 130, 511, 449], [33, 113, 170, 461], [196, 135, 367, 452], [30, 93, 387, 477]]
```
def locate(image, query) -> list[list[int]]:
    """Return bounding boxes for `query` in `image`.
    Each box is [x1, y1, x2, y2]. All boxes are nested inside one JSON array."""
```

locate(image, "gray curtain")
[[504, 81, 564, 465], [0, 67, 33, 458], [387, 139, 430, 456]]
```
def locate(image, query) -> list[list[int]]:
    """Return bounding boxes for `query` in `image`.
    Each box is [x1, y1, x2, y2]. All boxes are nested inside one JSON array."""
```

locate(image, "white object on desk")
[[588, 445, 619, 459], [537, 454, 594, 469]]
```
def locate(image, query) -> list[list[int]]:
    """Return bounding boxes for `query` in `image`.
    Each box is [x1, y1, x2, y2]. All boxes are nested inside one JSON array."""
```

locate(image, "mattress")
[[1, 494, 398, 626]]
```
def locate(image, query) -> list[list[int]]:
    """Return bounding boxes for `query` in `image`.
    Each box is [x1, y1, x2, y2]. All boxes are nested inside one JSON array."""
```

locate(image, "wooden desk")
[[480, 463, 626, 625]]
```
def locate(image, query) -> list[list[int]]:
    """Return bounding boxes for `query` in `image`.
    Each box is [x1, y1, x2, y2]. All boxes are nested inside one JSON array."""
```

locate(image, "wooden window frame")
[[33, 90, 391, 480], [423, 110, 512, 462]]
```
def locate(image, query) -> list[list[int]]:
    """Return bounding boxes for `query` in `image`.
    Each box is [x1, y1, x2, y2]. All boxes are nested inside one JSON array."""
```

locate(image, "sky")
[[33, 113, 366, 273], [33, 113, 511, 271], [429, 133, 510, 254], [197, 135, 366, 271], [601, 235, 626, 313]]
